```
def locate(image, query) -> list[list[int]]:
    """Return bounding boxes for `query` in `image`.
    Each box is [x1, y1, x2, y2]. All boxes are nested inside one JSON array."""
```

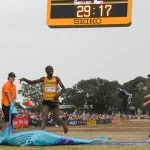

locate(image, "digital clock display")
[[46, 0, 132, 28]]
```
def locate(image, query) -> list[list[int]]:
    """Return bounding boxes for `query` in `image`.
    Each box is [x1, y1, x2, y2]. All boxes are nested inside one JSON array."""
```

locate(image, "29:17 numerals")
[[77, 5, 112, 17]]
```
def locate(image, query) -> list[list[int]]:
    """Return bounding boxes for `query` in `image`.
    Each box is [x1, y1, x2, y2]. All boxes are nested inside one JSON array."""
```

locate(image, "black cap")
[[8, 72, 16, 77], [148, 75, 150, 78]]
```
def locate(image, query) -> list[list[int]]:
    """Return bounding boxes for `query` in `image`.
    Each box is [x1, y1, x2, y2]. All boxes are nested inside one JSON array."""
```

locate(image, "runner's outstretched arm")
[[19, 77, 44, 84]]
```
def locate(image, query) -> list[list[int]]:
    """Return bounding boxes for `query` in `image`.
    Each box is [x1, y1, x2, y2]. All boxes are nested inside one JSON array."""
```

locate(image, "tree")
[[62, 87, 86, 109], [118, 90, 129, 113], [62, 78, 121, 114], [123, 76, 150, 109], [18, 83, 43, 107]]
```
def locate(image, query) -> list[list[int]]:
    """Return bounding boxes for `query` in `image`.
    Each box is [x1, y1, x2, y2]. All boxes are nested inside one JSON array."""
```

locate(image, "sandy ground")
[[1, 120, 150, 150], [12, 120, 150, 142]]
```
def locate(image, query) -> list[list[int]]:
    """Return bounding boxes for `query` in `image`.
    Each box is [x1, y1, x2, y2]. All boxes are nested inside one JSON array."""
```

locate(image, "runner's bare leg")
[[41, 104, 50, 130], [52, 106, 68, 134]]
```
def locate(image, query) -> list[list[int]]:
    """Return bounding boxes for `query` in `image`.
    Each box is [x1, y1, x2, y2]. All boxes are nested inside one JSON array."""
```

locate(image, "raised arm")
[[142, 94, 150, 107], [19, 77, 45, 84], [144, 94, 150, 99], [142, 100, 150, 107]]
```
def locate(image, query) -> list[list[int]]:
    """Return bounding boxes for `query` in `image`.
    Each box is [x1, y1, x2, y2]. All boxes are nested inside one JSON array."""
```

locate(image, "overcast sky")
[[0, 0, 149, 104]]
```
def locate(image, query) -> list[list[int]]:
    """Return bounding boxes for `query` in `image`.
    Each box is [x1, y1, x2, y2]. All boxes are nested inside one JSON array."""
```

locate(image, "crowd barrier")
[[29, 118, 116, 126], [13, 117, 29, 129], [68, 119, 114, 126], [11, 117, 117, 128]]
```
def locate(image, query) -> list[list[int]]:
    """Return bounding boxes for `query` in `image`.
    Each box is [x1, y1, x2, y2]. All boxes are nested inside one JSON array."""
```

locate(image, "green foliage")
[[18, 83, 43, 107], [62, 78, 123, 113], [17, 76, 150, 114], [62, 77, 150, 114]]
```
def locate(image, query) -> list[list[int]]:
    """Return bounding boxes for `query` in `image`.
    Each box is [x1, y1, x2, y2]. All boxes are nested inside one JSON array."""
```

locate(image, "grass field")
[[1, 120, 150, 150]]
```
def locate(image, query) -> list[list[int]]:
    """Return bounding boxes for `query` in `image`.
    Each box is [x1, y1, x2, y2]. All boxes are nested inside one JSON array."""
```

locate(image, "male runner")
[[142, 94, 150, 140], [19, 66, 68, 133], [1, 72, 17, 132], [142, 74, 150, 107]]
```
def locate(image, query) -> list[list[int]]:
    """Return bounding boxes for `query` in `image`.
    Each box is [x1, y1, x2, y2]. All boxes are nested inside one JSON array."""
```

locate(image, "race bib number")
[[45, 87, 56, 92]]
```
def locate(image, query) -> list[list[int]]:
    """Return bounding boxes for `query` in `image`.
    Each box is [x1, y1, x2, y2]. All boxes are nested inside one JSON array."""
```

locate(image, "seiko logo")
[[74, 0, 92, 4], [74, 18, 102, 24], [74, 0, 103, 4]]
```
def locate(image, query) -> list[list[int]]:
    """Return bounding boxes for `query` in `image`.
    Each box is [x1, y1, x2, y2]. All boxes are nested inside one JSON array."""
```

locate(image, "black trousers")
[[2, 104, 14, 122]]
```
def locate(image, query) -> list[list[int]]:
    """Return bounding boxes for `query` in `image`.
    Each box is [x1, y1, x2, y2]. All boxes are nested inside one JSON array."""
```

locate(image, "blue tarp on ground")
[[0, 103, 111, 146], [0, 130, 111, 146]]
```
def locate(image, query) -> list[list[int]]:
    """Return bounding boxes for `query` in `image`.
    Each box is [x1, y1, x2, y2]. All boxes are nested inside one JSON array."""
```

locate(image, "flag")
[[22, 98, 33, 108]]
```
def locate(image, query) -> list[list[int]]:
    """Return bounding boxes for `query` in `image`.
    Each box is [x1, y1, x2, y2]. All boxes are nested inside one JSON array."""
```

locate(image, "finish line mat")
[[89, 142, 150, 146]]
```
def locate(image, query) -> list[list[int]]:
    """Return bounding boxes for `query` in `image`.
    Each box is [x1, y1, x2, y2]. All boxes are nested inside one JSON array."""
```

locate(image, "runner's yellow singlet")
[[43, 76, 59, 102]]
